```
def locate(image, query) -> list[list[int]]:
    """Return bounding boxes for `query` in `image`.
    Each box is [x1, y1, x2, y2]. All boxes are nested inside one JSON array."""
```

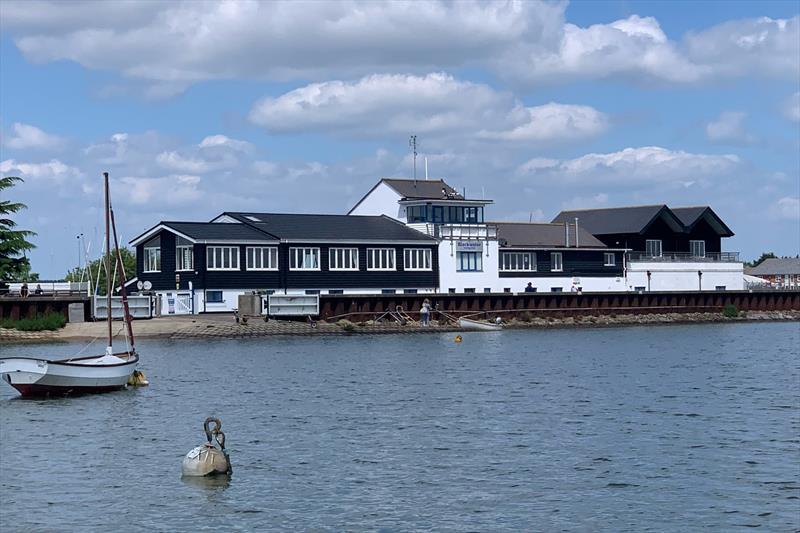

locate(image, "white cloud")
[[4, 2, 794, 92], [250, 73, 608, 143], [562, 193, 610, 210], [706, 111, 756, 144], [4, 122, 64, 150], [774, 196, 800, 221], [516, 146, 741, 185], [119, 174, 203, 206], [156, 135, 248, 173], [199, 135, 252, 152], [783, 92, 800, 122], [0, 158, 81, 182]]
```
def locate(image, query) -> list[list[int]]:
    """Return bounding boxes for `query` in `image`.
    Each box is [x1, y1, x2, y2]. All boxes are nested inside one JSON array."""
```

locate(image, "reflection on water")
[[1, 322, 798, 531]]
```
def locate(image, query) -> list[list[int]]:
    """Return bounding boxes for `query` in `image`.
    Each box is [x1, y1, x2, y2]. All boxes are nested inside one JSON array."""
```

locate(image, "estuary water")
[[0, 322, 798, 532]]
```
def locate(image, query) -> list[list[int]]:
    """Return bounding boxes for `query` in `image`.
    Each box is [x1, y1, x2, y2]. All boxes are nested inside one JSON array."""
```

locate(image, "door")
[[175, 291, 193, 314]]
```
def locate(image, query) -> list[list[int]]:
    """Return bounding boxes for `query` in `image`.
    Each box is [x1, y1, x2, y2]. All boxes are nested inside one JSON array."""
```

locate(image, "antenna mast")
[[409, 135, 418, 184]]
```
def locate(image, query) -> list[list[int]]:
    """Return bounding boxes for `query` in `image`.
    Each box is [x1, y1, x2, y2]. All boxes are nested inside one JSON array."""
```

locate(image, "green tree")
[[747, 252, 777, 268], [0, 176, 38, 282], [65, 247, 136, 295]]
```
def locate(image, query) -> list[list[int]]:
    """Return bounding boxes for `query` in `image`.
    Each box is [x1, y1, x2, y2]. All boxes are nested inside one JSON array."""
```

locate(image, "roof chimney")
[[565, 221, 570, 247]]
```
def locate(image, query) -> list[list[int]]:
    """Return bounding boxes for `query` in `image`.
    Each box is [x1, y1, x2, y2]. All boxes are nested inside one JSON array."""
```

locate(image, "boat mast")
[[104, 172, 112, 354], [110, 206, 135, 351]]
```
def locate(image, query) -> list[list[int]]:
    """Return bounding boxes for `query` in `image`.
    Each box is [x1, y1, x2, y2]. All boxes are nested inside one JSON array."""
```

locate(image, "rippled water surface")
[[1, 322, 799, 531]]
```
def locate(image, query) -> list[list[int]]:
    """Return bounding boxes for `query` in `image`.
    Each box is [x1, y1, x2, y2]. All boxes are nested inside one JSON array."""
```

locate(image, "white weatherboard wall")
[[438, 240, 501, 292], [348, 182, 404, 220], [626, 262, 744, 291], [500, 276, 626, 293]]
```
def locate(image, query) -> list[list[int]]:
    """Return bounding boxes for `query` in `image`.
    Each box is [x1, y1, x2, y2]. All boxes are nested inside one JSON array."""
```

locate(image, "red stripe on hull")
[[11, 383, 127, 398]]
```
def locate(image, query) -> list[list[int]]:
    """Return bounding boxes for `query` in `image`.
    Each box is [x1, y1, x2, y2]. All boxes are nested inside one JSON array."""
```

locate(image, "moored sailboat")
[[0, 173, 140, 397]]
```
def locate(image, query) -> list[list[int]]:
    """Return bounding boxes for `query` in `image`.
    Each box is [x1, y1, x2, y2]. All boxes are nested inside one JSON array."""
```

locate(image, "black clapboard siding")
[[499, 249, 624, 278], [595, 217, 722, 253]]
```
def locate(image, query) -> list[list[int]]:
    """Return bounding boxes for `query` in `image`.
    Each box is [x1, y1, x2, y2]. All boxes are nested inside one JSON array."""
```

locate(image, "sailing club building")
[[129, 177, 743, 314]]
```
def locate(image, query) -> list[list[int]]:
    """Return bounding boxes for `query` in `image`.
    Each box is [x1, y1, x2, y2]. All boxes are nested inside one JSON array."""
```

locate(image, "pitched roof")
[[671, 206, 734, 236], [748, 257, 800, 275], [494, 222, 607, 248], [551, 205, 684, 235], [381, 178, 462, 200], [224, 212, 436, 242], [129, 221, 275, 245]]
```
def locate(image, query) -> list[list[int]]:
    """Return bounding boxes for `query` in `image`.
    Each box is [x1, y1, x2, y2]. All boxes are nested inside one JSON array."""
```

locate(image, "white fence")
[[93, 295, 153, 319]]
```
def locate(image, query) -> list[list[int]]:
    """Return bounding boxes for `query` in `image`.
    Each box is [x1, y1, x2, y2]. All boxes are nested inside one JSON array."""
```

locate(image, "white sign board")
[[455, 241, 483, 252]]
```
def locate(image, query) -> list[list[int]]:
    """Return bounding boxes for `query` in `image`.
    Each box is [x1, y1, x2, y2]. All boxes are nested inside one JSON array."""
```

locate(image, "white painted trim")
[[280, 239, 434, 245], [210, 214, 241, 223], [245, 246, 279, 271], [289, 247, 321, 271], [328, 247, 360, 271], [206, 245, 241, 271], [130, 224, 197, 246]]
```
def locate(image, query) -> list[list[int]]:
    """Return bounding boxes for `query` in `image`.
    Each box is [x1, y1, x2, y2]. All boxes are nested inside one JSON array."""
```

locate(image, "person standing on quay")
[[420, 298, 431, 326]]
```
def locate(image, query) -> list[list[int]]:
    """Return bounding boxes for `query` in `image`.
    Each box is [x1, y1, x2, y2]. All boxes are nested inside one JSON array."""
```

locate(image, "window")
[[176, 246, 193, 271], [448, 288, 456, 293], [635, 286, 646, 292], [367, 248, 395, 270], [551, 252, 563, 272], [715, 285, 726, 291], [604, 253, 616, 267], [551, 287, 563, 292], [305, 289, 320, 295], [457, 251, 482, 272], [329, 248, 359, 271], [381, 289, 396, 294], [503, 288, 511, 293], [289, 248, 320, 270], [246, 247, 278, 271], [645, 239, 662, 257], [484, 288, 491, 293], [432, 206, 444, 223], [144, 247, 161, 272], [690, 240, 706, 257], [404, 248, 432, 271], [407, 205, 428, 223], [501, 252, 536, 271], [206, 290, 223, 303], [328, 289, 344, 295], [207, 246, 240, 270], [404, 289, 418, 294], [464, 288, 475, 293], [464, 207, 479, 223]]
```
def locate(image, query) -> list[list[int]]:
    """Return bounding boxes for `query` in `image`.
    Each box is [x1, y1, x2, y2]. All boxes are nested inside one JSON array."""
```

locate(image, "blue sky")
[[0, 0, 798, 278]]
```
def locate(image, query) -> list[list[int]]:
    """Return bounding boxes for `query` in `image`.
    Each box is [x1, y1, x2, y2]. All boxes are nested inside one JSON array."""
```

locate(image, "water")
[[1, 322, 798, 532]]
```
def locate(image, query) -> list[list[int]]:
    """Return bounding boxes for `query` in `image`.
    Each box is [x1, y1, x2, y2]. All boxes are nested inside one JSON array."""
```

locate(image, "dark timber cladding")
[[131, 214, 438, 292], [551, 205, 733, 253]]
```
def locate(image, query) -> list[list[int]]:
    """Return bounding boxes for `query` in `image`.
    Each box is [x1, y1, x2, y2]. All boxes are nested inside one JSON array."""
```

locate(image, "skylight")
[[245, 215, 261, 222]]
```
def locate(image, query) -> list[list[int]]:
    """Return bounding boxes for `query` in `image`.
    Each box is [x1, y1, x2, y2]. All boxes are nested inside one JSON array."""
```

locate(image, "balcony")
[[406, 223, 497, 240], [627, 251, 740, 263]]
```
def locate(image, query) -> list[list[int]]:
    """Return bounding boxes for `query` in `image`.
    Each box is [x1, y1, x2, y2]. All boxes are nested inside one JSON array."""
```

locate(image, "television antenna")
[[409, 135, 418, 184]]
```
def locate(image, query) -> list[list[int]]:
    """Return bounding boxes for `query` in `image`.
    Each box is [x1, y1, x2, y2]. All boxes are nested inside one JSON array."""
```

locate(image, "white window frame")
[[246, 246, 278, 271], [689, 240, 705, 258], [207, 246, 240, 271], [457, 251, 483, 272], [329, 247, 359, 271], [500, 251, 536, 272], [645, 239, 662, 257], [176, 244, 194, 271], [403, 248, 432, 271], [289, 247, 320, 271], [144, 247, 161, 273], [367, 248, 396, 271], [603, 252, 616, 267], [551, 252, 563, 272]]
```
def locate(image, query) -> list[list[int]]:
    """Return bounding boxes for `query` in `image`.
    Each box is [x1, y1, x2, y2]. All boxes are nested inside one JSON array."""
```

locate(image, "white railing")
[[440, 224, 497, 240], [627, 251, 740, 263]]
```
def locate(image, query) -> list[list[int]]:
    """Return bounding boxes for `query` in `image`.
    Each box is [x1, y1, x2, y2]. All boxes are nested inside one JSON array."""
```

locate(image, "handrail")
[[627, 251, 740, 263]]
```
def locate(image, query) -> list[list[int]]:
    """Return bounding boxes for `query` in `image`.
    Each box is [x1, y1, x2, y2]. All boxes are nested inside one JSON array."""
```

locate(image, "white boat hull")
[[458, 318, 503, 331], [0, 352, 138, 397]]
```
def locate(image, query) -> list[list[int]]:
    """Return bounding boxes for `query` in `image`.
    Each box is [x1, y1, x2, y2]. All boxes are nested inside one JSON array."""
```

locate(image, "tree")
[[747, 252, 777, 268], [0, 176, 38, 282], [65, 247, 136, 295]]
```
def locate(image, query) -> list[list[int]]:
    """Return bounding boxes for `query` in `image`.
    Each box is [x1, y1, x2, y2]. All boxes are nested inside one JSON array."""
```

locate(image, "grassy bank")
[[0, 312, 67, 331]]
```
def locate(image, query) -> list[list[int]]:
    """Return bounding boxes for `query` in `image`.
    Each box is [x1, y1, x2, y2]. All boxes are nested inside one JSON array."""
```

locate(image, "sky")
[[0, 0, 798, 279]]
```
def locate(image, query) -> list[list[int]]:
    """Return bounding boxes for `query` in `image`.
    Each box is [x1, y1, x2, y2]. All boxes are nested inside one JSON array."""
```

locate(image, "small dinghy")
[[0, 172, 141, 397], [458, 317, 503, 331]]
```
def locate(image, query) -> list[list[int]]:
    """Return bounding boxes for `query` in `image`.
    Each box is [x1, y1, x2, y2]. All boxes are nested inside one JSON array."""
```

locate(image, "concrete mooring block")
[[68, 302, 85, 323]]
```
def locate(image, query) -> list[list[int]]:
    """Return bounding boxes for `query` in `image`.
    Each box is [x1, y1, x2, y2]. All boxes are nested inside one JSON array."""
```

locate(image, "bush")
[[0, 312, 67, 331], [337, 319, 356, 332], [722, 304, 739, 318]]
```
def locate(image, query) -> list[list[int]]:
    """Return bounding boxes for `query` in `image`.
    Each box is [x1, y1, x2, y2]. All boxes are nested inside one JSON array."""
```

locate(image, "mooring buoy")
[[127, 369, 149, 387], [454, 335, 463, 343], [182, 417, 232, 477]]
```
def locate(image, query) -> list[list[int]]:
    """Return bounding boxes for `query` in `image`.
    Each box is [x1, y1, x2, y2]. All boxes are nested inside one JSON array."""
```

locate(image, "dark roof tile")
[[494, 222, 607, 248]]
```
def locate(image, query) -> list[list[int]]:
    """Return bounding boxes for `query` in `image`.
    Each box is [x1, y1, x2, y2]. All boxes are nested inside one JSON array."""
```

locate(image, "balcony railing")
[[627, 251, 740, 263], [440, 224, 497, 241]]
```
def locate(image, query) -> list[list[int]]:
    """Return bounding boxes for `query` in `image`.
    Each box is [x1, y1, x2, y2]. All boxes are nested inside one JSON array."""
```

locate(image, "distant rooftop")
[[748, 257, 800, 276], [494, 222, 607, 249], [382, 178, 463, 200]]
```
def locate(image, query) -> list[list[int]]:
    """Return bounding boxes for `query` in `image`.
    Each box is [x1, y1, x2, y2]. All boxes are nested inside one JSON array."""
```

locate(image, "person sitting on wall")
[[524, 282, 535, 293], [34, 284, 43, 295], [20, 282, 29, 298]]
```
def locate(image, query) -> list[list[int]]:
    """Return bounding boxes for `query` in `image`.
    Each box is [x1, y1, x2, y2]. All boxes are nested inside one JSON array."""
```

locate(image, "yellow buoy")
[[454, 335, 462, 343], [128, 369, 149, 387]]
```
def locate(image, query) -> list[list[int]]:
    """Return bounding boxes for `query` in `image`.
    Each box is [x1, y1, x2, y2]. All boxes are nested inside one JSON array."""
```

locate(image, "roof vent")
[[245, 215, 260, 222]]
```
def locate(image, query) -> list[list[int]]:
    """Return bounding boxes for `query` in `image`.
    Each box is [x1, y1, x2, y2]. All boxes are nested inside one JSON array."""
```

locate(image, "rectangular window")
[[690, 240, 705, 257], [551, 252, 563, 272], [207, 246, 240, 270], [551, 287, 563, 292], [432, 206, 444, 223], [206, 290, 223, 303], [304, 289, 320, 295], [289, 247, 320, 270], [504, 288, 511, 293], [403, 289, 418, 294], [500, 252, 536, 271], [635, 286, 646, 292], [484, 288, 491, 293], [448, 288, 456, 293], [367, 248, 396, 270], [404, 248, 432, 271], [604, 252, 616, 267], [144, 247, 161, 272], [246, 247, 278, 271], [176, 245, 193, 271], [328, 289, 344, 295], [329, 248, 359, 271], [464, 288, 475, 293], [457, 251, 482, 272], [715, 285, 726, 291], [407, 205, 427, 223], [645, 239, 662, 257], [381, 289, 396, 294]]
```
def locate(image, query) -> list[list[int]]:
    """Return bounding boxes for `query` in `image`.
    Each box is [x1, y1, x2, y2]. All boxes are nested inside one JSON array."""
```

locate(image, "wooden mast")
[[110, 206, 135, 351], [104, 172, 112, 354]]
